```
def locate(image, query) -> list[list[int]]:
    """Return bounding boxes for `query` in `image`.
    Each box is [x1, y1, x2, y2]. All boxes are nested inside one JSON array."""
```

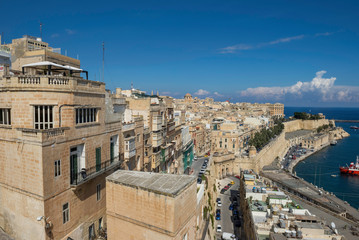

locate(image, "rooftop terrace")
[[107, 170, 196, 197]]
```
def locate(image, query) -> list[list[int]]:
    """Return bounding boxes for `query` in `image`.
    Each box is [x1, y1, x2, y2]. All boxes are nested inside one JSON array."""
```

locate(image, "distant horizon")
[[3, 0, 359, 107]]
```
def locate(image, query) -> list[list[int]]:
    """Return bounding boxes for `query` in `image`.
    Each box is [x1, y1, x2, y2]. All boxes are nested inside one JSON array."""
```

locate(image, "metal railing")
[[70, 156, 121, 186]]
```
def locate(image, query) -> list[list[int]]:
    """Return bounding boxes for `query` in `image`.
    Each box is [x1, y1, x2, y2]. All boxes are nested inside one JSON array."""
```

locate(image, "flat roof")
[[107, 170, 196, 197]]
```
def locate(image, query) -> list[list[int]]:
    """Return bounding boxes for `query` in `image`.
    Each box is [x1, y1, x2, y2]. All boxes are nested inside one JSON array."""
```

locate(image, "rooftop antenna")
[[131, 82, 134, 89], [102, 41, 105, 82], [40, 22, 43, 40]]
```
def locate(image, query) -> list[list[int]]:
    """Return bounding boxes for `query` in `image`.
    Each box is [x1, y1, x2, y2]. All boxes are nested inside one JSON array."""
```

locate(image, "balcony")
[[125, 149, 136, 159], [152, 116, 162, 131], [0, 75, 105, 93], [70, 156, 121, 188], [122, 122, 135, 132], [16, 127, 69, 143], [124, 136, 136, 159], [152, 132, 162, 147], [152, 151, 161, 169]]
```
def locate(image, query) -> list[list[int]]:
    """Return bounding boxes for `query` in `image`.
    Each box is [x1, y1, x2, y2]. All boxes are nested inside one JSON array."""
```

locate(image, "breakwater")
[[334, 120, 359, 123]]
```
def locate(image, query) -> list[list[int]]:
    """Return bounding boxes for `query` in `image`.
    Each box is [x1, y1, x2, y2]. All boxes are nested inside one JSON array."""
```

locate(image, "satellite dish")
[[274, 227, 278, 233], [331, 222, 336, 229]]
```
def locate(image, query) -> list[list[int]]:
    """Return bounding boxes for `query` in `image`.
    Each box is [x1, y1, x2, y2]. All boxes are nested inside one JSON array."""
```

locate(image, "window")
[[34, 106, 53, 129], [76, 108, 97, 124], [63, 203, 69, 224], [96, 148, 101, 172], [96, 184, 101, 201], [99, 217, 103, 230], [89, 223, 95, 240], [54, 160, 61, 177], [0, 109, 11, 125]]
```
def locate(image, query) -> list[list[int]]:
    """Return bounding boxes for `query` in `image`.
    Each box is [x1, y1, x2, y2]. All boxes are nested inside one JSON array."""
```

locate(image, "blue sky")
[[3, 0, 359, 107]]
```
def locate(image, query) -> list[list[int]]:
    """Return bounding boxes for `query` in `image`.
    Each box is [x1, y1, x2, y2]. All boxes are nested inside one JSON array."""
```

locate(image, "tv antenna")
[[102, 41, 105, 82], [40, 22, 43, 40]]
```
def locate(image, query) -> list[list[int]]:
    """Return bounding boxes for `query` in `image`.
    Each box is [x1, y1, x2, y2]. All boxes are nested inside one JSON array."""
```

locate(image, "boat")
[[331, 174, 338, 177], [330, 141, 337, 146], [350, 126, 359, 129], [339, 156, 359, 175]]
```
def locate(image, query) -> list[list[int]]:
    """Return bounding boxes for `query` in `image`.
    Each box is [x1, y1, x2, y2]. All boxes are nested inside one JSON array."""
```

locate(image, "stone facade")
[[106, 171, 197, 240], [0, 73, 122, 240]]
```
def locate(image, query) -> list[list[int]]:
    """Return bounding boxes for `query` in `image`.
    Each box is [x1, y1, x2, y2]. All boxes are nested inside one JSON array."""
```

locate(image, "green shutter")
[[70, 154, 78, 184], [110, 142, 114, 163], [96, 147, 101, 172]]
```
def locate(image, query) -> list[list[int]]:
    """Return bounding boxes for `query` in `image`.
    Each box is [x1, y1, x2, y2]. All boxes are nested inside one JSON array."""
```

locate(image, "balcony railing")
[[70, 156, 121, 187], [1, 75, 105, 92], [17, 127, 69, 142]]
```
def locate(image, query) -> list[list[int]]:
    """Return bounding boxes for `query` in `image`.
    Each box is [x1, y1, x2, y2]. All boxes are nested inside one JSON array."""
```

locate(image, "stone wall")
[[106, 177, 197, 240], [212, 119, 339, 175], [284, 119, 330, 132]]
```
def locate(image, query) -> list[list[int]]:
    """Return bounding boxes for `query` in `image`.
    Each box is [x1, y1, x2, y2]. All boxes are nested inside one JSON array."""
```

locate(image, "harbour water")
[[286, 107, 359, 209]]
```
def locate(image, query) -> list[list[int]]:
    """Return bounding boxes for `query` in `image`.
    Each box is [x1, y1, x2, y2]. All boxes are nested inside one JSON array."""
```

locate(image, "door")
[[70, 154, 78, 184], [96, 147, 101, 172]]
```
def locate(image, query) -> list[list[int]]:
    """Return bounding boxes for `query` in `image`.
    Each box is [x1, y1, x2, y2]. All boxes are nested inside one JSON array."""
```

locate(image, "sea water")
[[286, 107, 359, 209]]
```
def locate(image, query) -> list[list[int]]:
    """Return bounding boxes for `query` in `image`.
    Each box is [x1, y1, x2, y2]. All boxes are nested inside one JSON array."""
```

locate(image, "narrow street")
[[215, 176, 242, 240]]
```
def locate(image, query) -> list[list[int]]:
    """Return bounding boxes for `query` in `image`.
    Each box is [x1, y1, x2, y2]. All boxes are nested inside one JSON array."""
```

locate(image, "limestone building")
[[3, 35, 81, 74], [0, 55, 122, 239], [106, 170, 198, 240]]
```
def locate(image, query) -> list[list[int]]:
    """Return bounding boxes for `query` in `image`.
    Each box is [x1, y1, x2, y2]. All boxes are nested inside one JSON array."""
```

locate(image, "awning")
[[22, 61, 83, 71], [21, 61, 88, 79]]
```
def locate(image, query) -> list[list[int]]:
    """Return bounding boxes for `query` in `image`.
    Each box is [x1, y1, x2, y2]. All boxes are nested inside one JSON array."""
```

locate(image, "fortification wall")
[[284, 119, 330, 132], [214, 119, 338, 175]]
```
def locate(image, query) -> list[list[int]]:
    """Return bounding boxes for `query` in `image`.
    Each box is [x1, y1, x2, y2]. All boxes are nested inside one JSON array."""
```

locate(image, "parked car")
[[216, 209, 221, 215], [217, 200, 222, 207], [216, 198, 221, 203], [204, 159, 208, 164], [216, 225, 222, 233], [224, 186, 229, 190], [233, 209, 238, 216], [215, 213, 221, 220], [230, 181, 235, 185], [229, 204, 233, 210], [220, 189, 225, 194], [235, 175, 240, 179], [197, 178, 202, 184], [234, 220, 241, 227]]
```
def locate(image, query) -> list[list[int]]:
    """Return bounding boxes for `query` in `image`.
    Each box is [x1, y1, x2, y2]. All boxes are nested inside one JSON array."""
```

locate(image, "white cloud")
[[213, 91, 223, 97], [220, 44, 253, 54], [267, 35, 305, 45], [51, 33, 60, 38], [65, 29, 76, 35], [194, 89, 210, 96], [315, 32, 334, 37], [239, 71, 359, 104], [220, 32, 335, 54]]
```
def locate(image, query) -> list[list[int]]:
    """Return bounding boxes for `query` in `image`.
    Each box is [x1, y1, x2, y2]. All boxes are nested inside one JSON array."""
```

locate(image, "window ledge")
[[75, 123, 101, 128], [0, 125, 12, 129]]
